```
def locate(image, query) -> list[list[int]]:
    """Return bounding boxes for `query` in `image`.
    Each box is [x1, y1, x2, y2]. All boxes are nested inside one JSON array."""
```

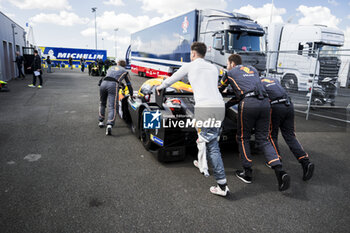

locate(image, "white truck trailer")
[[266, 24, 344, 91]]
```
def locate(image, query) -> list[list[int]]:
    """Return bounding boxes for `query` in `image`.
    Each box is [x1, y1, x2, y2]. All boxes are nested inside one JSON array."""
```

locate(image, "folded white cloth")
[[196, 133, 209, 177]]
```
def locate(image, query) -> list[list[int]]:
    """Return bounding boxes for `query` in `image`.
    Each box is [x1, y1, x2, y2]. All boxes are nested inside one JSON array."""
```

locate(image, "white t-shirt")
[[158, 58, 225, 122], [158, 58, 224, 107]]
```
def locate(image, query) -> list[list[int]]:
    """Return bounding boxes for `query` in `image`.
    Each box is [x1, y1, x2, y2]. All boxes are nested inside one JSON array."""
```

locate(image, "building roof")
[[0, 11, 25, 31]]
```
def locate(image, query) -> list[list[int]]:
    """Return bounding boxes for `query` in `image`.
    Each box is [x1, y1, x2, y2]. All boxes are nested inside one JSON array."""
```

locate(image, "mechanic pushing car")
[[156, 42, 229, 197], [220, 54, 290, 191], [98, 60, 133, 135], [261, 77, 315, 181]]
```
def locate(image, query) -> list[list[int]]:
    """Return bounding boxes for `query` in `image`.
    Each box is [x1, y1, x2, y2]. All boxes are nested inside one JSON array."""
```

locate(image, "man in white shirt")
[[156, 42, 229, 196]]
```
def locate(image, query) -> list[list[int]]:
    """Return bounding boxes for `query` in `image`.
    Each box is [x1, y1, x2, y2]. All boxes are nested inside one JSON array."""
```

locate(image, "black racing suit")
[[261, 77, 309, 162], [99, 66, 133, 126], [31, 54, 43, 86], [221, 65, 281, 168], [15, 55, 25, 78]]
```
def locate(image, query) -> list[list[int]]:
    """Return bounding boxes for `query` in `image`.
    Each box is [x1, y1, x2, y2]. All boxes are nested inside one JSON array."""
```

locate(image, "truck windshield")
[[314, 43, 340, 55], [227, 32, 261, 52]]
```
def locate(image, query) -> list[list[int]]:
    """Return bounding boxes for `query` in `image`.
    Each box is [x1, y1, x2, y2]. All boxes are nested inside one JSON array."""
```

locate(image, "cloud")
[[7, 0, 71, 10], [81, 27, 95, 37], [139, 0, 227, 17], [297, 5, 341, 28], [96, 11, 165, 33], [103, 0, 124, 6], [80, 27, 130, 45], [30, 11, 89, 26], [106, 35, 130, 45], [234, 3, 286, 26], [328, 0, 338, 6]]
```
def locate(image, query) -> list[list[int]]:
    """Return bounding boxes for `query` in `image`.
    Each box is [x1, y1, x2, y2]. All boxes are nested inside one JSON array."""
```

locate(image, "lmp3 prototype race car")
[[117, 77, 238, 162]]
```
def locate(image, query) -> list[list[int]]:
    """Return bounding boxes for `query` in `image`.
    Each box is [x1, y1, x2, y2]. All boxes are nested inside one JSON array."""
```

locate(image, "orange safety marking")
[[269, 108, 281, 159], [268, 158, 280, 164], [240, 101, 252, 163], [228, 76, 244, 95]]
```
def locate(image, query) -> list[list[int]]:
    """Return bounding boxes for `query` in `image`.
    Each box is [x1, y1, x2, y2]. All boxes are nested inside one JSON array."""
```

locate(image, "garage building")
[[0, 11, 26, 81]]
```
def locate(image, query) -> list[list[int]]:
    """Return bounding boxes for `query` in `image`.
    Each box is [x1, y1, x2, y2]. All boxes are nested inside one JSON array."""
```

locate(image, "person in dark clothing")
[[80, 58, 85, 72], [14, 51, 25, 79], [98, 60, 133, 135], [27, 50, 43, 88], [98, 59, 104, 76], [69, 56, 73, 69], [261, 77, 315, 181], [46, 56, 52, 73], [220, 54, 290, 191], [88, 62, 92, 75]]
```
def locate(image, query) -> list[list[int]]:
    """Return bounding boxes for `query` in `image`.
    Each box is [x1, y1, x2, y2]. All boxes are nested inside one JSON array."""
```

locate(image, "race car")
[[0, 80, 9, 92], [117, 77, 238, 162]]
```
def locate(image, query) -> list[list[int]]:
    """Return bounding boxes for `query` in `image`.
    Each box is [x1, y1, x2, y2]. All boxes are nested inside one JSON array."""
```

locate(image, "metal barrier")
[[263, 49, 350, 127]]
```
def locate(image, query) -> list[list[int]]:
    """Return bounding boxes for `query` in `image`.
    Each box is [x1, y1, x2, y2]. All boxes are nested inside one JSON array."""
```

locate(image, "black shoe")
[[302, 162, 314, 181], [275, 170, 290, 191], [235, 168, 252, 184]]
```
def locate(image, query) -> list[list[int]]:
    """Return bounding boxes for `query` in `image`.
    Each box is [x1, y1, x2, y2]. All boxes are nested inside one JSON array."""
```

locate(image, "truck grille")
[[319, 57, 340, 79]]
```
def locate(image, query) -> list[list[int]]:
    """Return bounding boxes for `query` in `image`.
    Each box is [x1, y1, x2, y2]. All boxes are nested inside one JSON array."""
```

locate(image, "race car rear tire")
[[140, 110, 157, 151]]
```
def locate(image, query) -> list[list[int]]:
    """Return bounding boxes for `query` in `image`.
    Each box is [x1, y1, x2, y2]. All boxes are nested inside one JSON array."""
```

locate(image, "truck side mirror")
[[214, 37, 224, 50], [297, 43, 303, 55]]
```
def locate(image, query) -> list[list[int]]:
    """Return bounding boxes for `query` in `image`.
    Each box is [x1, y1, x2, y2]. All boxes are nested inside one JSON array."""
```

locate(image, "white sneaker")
[[210, 185, 229, 197], [98, 122, 104, 128], [106, 125, 112, 135]]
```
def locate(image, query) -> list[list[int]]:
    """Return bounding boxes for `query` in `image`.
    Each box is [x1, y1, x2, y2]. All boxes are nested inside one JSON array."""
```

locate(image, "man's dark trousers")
[[237, 97, 281, 168], [17, 64, 25, 78], [32, 73, 43, 86], [99, 81, 117, 126], [269, 102, 308, 161]]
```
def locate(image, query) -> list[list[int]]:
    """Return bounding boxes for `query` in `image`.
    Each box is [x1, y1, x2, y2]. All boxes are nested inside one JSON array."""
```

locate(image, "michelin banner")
[[39, 46, 107, 68]]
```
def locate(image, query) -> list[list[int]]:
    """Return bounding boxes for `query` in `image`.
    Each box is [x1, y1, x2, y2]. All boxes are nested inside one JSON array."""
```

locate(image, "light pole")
[[11, 23, 17, 78], [114, 28, 118, 60], [91, 7, 97, 50]]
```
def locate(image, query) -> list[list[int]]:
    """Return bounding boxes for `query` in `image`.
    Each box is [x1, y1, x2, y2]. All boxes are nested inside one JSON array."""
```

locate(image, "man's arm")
[[124, 73, 133, 95], [225, 75, 243, 108], [156, 63, 189, 93], [117, 72, 134, 96]]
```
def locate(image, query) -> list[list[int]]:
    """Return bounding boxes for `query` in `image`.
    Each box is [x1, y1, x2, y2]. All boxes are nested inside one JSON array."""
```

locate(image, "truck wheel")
[[281, 74, 298, 92]]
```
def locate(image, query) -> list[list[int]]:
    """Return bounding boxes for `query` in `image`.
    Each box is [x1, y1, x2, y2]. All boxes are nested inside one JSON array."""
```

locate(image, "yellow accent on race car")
[[137, 78, 193, 97], [156, 75, 193, 92]]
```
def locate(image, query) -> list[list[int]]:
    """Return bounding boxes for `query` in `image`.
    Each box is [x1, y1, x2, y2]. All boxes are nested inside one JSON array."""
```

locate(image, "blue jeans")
[[199, 127, 226, 184], [47, 64, 51, 73]]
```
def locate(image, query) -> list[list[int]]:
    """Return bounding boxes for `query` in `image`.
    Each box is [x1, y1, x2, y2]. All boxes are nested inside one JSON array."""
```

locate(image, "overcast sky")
[[1, 0, 350, 59]]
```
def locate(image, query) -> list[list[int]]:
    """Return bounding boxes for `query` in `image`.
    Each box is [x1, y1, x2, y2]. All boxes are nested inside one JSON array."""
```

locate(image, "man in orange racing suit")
[[261, 76, 314, 181], [220, 54, 290, 191]]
